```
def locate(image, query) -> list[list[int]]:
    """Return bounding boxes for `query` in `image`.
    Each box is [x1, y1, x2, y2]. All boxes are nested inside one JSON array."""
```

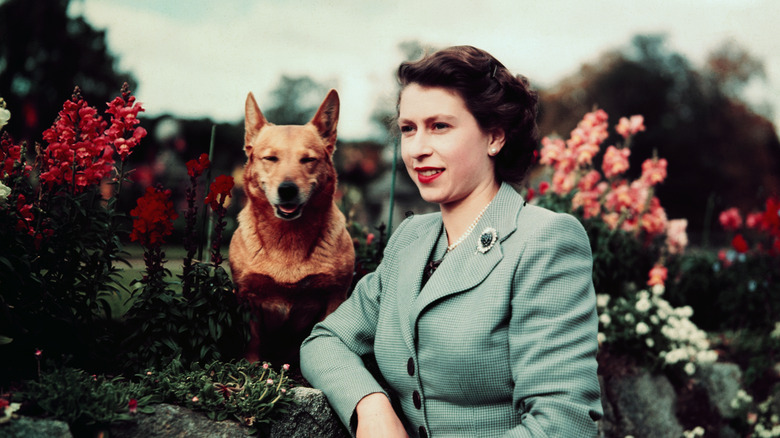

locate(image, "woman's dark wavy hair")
[[397, 45, 539, 184]]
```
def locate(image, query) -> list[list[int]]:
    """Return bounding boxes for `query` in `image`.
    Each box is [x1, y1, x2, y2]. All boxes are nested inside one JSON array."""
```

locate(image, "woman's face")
[[398, 84, 503, 209]]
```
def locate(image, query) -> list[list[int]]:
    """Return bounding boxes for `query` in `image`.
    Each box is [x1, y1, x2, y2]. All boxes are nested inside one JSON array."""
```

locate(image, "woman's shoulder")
[[516, 202, 588, 240]]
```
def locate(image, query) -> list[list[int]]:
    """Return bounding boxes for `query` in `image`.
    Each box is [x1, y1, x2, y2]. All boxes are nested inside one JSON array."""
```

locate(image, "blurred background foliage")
[[1, 0, 778, 245]]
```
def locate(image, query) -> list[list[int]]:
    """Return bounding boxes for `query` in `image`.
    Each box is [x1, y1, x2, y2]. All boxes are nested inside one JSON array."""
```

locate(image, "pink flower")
[[640, 157, 667, 186], [615, 115, 645, 138], [640, 199, 667, 238], [283, 363, 290, 371], [539, 136, 566, 167], [577, 170, 602, 192], [572, 189, 601, 219], [602, 146, 631, 179], [719, 207, 743, 231], [601, 212, 621, 230], [34, 348, 42, 357], [538, 181, 549, 195], [128, 399, 138, 414], [192, 396, 199, 403], [746, 212, 764, 230], [366, 233, 375, 245], [551, 169, 576, 195], [665, 219, 689, 255], [262, 363, 269, 370], [266, 379, 274, 386], [647, 265, 668, 287]]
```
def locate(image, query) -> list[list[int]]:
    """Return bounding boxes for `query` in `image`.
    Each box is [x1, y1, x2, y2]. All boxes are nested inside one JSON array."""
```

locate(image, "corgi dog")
[[229, 89, 355, 366]]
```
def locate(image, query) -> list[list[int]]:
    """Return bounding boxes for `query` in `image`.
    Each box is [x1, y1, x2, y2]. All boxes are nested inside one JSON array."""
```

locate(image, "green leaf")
[[0, 335, 13, 345]]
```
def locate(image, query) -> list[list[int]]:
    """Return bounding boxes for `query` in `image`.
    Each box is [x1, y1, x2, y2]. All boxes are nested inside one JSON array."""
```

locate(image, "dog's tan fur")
[[229, 89, 355, 365]]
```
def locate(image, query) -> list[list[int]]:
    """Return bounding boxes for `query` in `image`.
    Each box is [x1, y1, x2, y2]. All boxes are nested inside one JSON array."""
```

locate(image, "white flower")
[[598, 332, 606, 344], [684, 362, 696, 375], [652, 284, 665, 296], [645, 338, 655, 348], [771, 322, 780, 339], [650, 315, 660, 325], [635, 297, 652, 313], [597, 294, 610, 308], [636, 322, 650, 335], [624, 313, 635, 324], [0, 100, 10, 129], [599, 313, 611, 327], [0, 181, 11, 202]]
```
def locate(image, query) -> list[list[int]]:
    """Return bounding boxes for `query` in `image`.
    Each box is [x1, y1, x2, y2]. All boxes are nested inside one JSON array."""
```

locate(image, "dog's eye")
[[300, 157, 317, 164], [262, 156, 278, 162]]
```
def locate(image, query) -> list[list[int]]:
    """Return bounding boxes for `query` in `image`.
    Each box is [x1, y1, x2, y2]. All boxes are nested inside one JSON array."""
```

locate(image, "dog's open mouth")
[[275, 203, 304, 220]]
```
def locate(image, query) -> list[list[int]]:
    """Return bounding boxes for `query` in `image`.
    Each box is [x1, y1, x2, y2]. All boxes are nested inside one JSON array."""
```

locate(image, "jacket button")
[[412, 390, 421, 409], [407, 358, 415, 376], [419, 426, 428, 438]]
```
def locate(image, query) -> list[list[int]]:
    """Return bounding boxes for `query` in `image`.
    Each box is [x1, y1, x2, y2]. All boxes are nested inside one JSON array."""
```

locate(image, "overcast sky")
[[68, 0, 779, 141]]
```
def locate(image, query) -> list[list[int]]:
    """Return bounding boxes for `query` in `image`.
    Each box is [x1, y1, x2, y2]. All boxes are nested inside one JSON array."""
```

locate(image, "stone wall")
[[1, 363, 746, 438]]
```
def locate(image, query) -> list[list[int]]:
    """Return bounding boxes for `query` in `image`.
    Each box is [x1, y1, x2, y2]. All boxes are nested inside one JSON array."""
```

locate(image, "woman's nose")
[[404, 132, 432, 159]]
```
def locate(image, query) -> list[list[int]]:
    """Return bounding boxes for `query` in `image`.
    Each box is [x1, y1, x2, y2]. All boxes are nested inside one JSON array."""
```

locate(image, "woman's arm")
[[504, 213, 603, 437], [300, 219, 412, 436]]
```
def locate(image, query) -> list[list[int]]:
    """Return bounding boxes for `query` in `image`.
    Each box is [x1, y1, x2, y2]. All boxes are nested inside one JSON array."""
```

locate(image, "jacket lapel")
[[409, 183, 524, 332], [395, 214, 442, 353]]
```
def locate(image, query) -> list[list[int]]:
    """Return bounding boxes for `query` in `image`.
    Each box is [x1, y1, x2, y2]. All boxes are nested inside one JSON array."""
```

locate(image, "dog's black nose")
[[278, 181, 299, 202]]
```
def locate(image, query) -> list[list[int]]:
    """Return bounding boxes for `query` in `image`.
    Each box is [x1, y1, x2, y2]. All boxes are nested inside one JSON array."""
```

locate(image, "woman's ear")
[[488, 129, 506, 155]]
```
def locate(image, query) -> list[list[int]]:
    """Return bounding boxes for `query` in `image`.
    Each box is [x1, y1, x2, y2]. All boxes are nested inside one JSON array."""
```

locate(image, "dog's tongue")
[[279, 204, 297, 214]]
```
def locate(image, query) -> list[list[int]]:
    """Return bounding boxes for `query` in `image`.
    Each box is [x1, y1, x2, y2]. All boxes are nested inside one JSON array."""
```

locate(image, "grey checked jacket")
[[301, 183, 603, 437]]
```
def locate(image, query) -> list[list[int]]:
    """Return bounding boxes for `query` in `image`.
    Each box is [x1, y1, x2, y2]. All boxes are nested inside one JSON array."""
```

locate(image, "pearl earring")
[[489, 148, 497, 155]]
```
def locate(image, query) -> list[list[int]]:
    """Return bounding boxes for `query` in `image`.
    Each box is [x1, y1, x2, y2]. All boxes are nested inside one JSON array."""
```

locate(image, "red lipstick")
[[415, 167, 443, 184]]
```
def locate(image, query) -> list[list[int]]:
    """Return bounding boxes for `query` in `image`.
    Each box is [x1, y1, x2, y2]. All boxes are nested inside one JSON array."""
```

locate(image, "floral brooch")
[[477, 227, 498, 254]]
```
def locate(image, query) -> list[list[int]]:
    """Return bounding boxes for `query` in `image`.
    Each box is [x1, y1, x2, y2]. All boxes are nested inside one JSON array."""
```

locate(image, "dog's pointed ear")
[[245, 92, 267, 156], [310, 89, 339, 154]]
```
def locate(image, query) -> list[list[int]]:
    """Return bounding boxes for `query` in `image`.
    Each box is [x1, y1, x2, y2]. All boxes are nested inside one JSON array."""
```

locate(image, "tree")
[[262, 75, 331, 126], [537, 35, 780, 243], [0, 0, 134, 140]]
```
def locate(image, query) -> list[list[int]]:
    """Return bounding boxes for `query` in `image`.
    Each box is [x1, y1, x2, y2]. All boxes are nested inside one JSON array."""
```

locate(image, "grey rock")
[[0, 416, 72, 438], [109, 404, 253, 438], [603, 368, 683, 438], [107, 387, 348, 438], [270, 386, 350, 438], [695, 362, 743, 419]]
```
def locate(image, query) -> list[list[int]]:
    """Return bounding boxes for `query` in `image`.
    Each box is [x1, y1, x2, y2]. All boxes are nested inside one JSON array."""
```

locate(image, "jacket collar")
[[395, 182, 525, 352]]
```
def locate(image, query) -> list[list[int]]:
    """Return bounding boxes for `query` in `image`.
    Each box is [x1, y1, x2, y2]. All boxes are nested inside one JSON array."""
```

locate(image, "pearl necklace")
[[446, 200, 493, 252]]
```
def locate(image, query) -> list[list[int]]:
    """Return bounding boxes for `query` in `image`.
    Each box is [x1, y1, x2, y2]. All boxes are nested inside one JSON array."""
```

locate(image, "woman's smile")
[[415, 167, 444, 183]]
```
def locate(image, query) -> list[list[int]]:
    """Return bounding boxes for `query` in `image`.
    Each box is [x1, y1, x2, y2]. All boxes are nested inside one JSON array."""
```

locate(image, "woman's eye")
[[399, 125, 414, 133], [432, 122, 449, 130]]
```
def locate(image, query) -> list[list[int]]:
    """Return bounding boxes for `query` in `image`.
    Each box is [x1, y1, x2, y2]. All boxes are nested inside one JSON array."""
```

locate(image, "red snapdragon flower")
[[205, 175, 234, 210], [128, 399, 138, 415], [105, 84, 147, 161], [40, 93, 113, 190], [186, 153, 210, 178], [129, 187, 178, 247], [731, 234, 749, 254]]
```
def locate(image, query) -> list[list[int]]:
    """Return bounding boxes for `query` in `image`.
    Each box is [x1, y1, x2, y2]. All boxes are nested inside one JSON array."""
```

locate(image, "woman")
[[301, 45, 602, 437]]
